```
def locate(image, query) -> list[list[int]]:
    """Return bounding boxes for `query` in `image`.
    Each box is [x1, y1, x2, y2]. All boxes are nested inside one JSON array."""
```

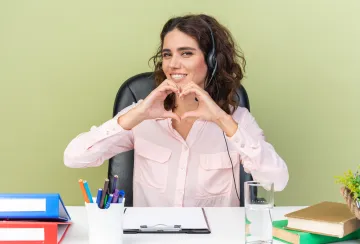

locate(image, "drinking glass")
[[245, 181, 274, 244]]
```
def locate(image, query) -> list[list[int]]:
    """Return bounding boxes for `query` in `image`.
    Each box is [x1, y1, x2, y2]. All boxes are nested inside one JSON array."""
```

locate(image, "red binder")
[[0, 221, 71, 244]]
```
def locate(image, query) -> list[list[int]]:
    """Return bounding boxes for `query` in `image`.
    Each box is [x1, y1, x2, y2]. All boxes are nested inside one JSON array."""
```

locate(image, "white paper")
[[0, 228, 44, 241], [57, 224, 68, 242], [123, 207, 208, 230], [0, 199, 46, 212], [59, 200, 68, 219]]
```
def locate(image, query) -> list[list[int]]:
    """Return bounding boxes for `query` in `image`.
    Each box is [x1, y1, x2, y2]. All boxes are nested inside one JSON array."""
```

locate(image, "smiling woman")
[[150, 14, 246, 115], [64, 14, 289, 207]]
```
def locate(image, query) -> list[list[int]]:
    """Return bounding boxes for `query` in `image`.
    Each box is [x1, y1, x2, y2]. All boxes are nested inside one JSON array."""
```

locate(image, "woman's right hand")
[[137, 79, 181, 121], [118, 79, 180, 130]]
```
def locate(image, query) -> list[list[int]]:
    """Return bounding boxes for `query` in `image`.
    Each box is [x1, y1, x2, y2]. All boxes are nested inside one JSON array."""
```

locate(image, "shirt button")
[[241, 143, 245, 148], [106, 131, 110, 135]]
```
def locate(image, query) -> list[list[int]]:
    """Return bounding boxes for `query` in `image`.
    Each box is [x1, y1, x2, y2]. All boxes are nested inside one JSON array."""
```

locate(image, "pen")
[[78, 179, 90, 203], [83, 180, 93, 203], [96, 188, 103, 207], [112, 175, 118, 194], [105, 194, 113, 209], [99, 179, 109, 209]]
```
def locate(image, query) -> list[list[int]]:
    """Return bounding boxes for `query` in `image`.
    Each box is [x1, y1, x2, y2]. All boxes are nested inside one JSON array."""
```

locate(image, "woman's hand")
[[179, 81, 225, 122], [179, 81, 238, 136], [137, 79, 181, 122], [118, 79, 180, 130]]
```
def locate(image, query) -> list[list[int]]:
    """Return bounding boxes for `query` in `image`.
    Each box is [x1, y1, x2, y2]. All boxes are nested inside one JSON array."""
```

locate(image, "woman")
[[64, 14, 288, 207]]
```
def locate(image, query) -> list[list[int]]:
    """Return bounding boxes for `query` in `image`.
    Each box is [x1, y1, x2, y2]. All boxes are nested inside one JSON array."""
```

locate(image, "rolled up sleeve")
[[64, 101, 141, 168], [227, 108, 289, 191]]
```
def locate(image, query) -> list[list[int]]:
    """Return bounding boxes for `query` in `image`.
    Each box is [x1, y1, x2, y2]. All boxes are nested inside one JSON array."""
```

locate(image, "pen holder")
[[85, 198, 126, 244]]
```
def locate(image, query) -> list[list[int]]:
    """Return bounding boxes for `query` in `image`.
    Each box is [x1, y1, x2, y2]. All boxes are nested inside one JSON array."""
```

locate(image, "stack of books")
[[273, 201, 360, 244], [0, 193, 71, 243]]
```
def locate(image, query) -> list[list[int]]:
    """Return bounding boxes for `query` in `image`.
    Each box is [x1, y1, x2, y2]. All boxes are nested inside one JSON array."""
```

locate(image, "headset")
[[201, 19, 241, 203], [202, 20, 218, 89]]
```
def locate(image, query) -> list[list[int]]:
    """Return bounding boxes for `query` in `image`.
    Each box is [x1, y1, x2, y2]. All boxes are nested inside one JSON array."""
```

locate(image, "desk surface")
[[63, 206, 360, 244]]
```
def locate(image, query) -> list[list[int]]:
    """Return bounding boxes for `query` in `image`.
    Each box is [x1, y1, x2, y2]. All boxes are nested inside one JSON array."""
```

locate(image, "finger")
[[163, 111, 181, 122], [179, 87, 203, 99], [165, 79, 178, 87], [162, 79, 178, 89], [181, 111, 200, 120], [181, 80, 196, 90], [162, 79, 180, 95], [181, 81, 203, 94], [157, 85, 179, 94], [165, 90, 174, 96]]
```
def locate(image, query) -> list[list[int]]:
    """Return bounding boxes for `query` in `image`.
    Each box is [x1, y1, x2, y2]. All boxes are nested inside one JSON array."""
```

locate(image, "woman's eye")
[[182, 52, 193, 57], [162, 53, 171, 58]]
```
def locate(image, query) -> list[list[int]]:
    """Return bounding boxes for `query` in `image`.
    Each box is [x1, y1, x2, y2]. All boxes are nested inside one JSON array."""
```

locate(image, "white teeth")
[[171, 74, 187, 80]]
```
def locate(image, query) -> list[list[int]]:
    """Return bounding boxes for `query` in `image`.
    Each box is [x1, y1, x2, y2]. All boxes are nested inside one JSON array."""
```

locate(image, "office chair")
[[108, 72, 254, 206]]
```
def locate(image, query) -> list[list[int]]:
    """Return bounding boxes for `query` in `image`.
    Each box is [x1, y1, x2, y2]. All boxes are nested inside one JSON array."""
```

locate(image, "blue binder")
[[0, 193, 71, 221]]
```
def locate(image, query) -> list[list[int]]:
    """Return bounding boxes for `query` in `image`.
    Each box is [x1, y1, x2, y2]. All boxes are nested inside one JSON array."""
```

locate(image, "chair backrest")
[[108, 72, 253, 206]]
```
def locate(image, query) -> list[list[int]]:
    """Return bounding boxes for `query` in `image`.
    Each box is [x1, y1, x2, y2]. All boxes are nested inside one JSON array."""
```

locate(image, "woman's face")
[[161, 28, 208, 89]]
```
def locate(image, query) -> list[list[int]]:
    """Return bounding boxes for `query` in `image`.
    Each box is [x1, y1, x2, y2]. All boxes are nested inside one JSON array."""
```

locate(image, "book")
[[0, 193, 70, 221], [0, 220, 71, 243], [273, 220, 360, 244], [284, 201, 360, 238]]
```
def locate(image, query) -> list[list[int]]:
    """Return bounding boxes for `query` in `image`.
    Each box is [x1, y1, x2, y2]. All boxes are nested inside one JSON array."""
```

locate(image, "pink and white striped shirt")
[[64, 101, 288, 207]]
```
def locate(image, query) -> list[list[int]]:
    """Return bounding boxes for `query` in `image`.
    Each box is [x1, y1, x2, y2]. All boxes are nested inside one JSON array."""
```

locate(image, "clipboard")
[[123, 207, 211, 234]]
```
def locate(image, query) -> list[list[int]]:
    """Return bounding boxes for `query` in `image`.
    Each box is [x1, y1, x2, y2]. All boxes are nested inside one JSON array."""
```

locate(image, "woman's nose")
[[169, 55, 181, 69]]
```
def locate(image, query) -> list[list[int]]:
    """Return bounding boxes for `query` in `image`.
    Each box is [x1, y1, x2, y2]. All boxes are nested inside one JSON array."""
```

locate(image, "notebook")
[[123, 207, 211, 234], [284, 201, 360, 238]]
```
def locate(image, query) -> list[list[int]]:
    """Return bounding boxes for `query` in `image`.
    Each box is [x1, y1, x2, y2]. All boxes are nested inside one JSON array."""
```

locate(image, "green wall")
[[1, 0, 359, 206]]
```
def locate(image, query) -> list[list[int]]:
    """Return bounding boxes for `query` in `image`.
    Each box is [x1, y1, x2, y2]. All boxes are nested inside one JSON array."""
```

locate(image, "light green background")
[[0, 0, 359, 206]]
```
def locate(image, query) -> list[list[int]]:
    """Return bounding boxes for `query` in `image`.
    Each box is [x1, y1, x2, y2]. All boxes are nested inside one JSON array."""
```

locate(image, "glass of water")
[[245, 181, 274, 244]]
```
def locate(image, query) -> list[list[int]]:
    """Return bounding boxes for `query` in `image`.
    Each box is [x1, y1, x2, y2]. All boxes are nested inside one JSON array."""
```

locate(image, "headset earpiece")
[[202, 20, 217, 88]]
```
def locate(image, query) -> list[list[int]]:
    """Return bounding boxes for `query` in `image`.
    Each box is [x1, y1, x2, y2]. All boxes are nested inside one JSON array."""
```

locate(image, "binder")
[[123, 207, 211, 234], [0, 220, 71, 243], [0, 193, 70, 221]]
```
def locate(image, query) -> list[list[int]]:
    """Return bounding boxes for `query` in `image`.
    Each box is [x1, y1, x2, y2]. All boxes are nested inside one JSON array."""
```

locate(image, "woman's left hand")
[[179, 81, 224, 122], [179, 81, 239, 137], [179, 81, 238, 137]]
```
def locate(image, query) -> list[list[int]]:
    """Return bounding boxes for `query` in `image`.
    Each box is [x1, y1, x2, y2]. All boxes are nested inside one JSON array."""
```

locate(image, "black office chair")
[[108, 72, 254, 206]]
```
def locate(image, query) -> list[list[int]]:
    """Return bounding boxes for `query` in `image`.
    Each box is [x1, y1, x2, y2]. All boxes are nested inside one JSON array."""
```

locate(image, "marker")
[[83, 180, 93, 203], [96, 188, 103, 207], [112, 189, 120, 203], [112, 175, 118, 194], [118, 190, 125, 203], [99, 179, 109, 209], [105, 194, 113, 209], [104, 194, 108, 206], [78, 179, 90, 203]]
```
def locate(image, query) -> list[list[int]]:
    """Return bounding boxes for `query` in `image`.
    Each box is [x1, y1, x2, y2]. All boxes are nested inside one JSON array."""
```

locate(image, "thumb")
[[181, 111, 200, 120], [163, 111, 181, 122]]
